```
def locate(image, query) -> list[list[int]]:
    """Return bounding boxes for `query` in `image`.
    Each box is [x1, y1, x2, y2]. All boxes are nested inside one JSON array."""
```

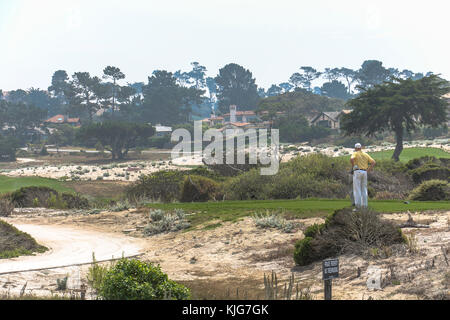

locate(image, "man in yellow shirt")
[[350, 143, 376, 209]]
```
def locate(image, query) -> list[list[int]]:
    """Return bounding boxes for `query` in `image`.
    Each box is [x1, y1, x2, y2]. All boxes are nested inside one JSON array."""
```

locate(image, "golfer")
[[350, 143, 376, 209]]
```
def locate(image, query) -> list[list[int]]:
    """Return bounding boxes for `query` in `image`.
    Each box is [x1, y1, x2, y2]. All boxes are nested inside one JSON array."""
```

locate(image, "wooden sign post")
[[322, 258, 339, 300]]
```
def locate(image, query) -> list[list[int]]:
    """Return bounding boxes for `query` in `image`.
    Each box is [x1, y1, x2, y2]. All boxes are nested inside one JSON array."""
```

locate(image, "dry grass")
[[66, 180, 131, 199], [177, 274, 265, 300]]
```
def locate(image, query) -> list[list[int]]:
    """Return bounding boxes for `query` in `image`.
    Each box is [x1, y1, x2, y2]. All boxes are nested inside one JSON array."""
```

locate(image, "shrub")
[[252, 212, 295, 233], [149, 209, 165, 222], [223, 169, 272, 200], [409, 163, 449, 184], [10, 186, 58, 208], [186, 167, 225, 182], [406, 156, 439, 171], [98, 258, 190, 300], [47, 193, 67, 209], [224, 154, 351, 200], [180, 175, 221, 202], [56, 277, 68, 291], [174, 208, 186, 220], [9, 186, 89, 209], [144, 210, 190, 236], [110, 200, 131, 212], [409, 179, 449, 201], [375, 159, 407, 175], [61, 193, 90, 209], [293, 208, 405, 266], [303, 223, 325, 238], [293, 237, 314, 266], [0, 196, 14, 217], [126, 171, 186, 203], [0, 220, 48, 259], [87, 253, 110, 293]]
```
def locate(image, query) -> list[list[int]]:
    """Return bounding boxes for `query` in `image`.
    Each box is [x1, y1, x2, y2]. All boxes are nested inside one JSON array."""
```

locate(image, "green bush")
[[127, 169, 224, 203], [0, 220, 48, 259], [293, 237, 314, 266], [409, 179, 450, 201], [409, 163, 449, 184], [126, 171, 186, 203], [98, 259, 190, 300], [223, 169, 272, 200], [61, 193, 90, 209], [180, 175, 221, 202], [223, 154, 350, 200], [303, 223, 325, 238], [406, 156, 439, 170], [9, 186, 89, 209], [375, 159, 407, 175], [10, 186, 59, 208]]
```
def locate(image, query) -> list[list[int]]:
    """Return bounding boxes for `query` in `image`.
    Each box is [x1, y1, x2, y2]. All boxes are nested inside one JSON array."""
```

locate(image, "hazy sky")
[[1, 0, 450, 91]]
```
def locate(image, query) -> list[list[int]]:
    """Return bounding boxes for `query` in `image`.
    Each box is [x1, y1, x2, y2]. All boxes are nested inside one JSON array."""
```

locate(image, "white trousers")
[[353, 170, 368, 208]]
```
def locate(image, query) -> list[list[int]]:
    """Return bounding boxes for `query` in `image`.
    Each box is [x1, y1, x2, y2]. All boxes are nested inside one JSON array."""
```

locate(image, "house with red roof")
[[44, 115, 81, 126]]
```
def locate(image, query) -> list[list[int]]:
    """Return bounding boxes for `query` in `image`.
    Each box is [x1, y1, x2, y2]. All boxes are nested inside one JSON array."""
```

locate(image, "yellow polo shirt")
[[351, 151, 375, 170]]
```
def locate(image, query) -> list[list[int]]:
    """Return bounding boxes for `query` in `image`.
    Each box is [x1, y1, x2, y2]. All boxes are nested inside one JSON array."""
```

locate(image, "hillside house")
[[154, 124, 173, 136], [44, 115, 81, 126], [310, 110, 352, 130]]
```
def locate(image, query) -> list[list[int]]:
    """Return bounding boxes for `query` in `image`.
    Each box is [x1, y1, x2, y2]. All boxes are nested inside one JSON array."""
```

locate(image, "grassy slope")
[[0, 175, 72, 195], [147, 199, 450, 228], [0, 220, 48, 259], [367, 147, 450, 162]]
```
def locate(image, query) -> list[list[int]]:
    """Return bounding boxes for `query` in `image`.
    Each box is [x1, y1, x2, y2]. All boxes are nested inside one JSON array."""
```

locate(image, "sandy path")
[[0, 223, 144, 275]]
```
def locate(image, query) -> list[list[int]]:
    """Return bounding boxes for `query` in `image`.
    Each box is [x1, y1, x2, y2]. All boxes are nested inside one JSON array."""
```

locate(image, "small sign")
[[322, 258, 339, 281]]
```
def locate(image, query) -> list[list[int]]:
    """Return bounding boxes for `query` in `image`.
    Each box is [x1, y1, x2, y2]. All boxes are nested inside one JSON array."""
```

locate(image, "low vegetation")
[[146, 199, 450, 230], [97, 258, 190, 300], [0, 196, 14, 217], [180, 175, 222, 202], [293, 207, 405, 266], [6, 186, 89, 209], [409, 180, 449, 201], [0, 219, 47, 259], [144, 209, 190, 235], [252, 212, 296, 233]]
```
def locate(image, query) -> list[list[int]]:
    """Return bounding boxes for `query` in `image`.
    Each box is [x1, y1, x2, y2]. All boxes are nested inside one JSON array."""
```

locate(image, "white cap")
[[355, 143, 362, 149]]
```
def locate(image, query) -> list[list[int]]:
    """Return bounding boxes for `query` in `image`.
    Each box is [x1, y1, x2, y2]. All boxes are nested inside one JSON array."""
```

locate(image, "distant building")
[[154, 124, 172, 136], [44, 115, 81, 126], [310, 110, 352, 130], [202, 105, 261, 125], [223, 105, 259, 123]]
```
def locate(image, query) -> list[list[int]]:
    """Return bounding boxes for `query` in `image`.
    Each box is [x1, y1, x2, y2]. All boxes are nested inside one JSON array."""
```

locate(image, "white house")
[[154, 124, 172, 136]]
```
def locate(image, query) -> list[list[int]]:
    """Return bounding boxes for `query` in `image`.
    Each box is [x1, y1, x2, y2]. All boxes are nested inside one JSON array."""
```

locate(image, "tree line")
[[0, 60, 445, 162], [1, 59, 432, 125]]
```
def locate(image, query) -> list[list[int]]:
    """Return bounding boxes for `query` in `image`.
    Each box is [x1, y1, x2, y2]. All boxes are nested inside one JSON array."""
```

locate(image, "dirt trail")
[[0, 223, 144, 275], [1, 209, 449, 299]]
